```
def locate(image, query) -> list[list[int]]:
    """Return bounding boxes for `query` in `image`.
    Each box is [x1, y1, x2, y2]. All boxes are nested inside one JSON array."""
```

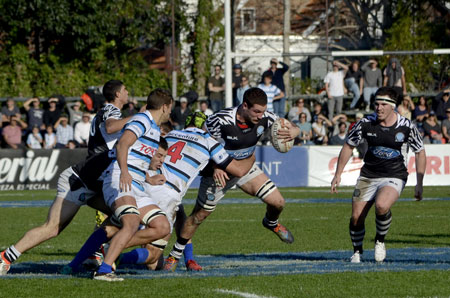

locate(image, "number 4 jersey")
[[161, 127, 232, 197]]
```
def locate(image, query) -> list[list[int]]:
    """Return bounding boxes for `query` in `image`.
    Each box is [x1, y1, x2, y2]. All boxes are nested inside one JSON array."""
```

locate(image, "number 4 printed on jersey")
[[167, 141, 186, 163]]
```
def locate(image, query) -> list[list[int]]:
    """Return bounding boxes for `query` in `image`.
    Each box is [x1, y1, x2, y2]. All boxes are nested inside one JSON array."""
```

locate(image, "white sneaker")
[[350, 251, 361, 263], [0, 253, 11, 275], [374, 240, 386, 262]]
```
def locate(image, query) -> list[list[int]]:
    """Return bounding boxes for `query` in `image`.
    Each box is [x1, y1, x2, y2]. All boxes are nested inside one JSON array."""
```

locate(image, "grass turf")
[[0, 187, 449, 297]]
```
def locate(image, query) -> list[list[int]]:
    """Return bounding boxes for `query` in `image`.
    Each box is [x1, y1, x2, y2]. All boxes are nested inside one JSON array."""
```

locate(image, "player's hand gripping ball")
[[270, 118, 294, 153]]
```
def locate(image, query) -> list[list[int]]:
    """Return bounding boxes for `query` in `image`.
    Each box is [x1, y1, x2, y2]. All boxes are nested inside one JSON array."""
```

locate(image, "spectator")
[[43, 125, 56, 149], [2, 115, 27, 149], [288, 98, 311, 123], [262, 58, 289, 118], [26, 125, 43, 149], [330, 114, 350, 136], [208, 65, 225, 112], [432, 89, 450, 121], [329, 122, 348, 145], [345, 61, 364, 110], [232, 64, 243, 106], [196, 100, 213, 117], [23, 97, 45, 130], [171, 97, 191, 130], [295, 112, 314, 146], [442, 108, 450, 143], [43, 97, 63, 128], [236, 75, 250, 106], [54, 115, 73, 148], [361, 59, 382, 112], [67, 101, 83, 126], [397, 95, 415, 120], [383, 57, 406, 99], [1, 98, 21, 125], [67, 140, 79, 149], [122, 99, 139, 118], [423, 111, 443, 144], [413, 96, 429, 125], [311, 102, 324, 123], [312, 114, 332, 145], [74, 112, 91, 147], [258, 72, 284, 113], [324, 60, 348, 119]]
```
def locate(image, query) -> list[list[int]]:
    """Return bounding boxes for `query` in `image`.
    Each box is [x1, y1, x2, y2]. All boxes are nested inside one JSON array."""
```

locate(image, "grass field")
[[0, 187, 449, 297]]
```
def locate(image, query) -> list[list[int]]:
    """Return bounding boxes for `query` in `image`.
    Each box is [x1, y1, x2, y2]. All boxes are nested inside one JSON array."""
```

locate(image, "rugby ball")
[[270, 118, 294, 153]]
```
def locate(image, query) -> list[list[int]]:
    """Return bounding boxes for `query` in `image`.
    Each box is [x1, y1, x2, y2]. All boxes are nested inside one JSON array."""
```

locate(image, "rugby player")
[[165, 87, 300, 271], [93, 88, 173, 281], [330, 87, 426, 263], [66, 112, 255, 274], [0, 80, 132, 275]]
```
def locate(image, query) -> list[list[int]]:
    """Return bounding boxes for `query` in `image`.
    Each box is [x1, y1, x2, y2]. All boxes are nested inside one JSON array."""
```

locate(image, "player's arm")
[[225, 154, 256, 177], [105, 116, 132, 134], [414, 149, 426, 201], [330, 143, 354, 193], [116, 130, 137, 192]]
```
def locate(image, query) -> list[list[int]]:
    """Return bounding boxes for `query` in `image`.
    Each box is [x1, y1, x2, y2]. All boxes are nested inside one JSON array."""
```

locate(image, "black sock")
[[375, 210, 392, 243], [349, 220, 365, 253]]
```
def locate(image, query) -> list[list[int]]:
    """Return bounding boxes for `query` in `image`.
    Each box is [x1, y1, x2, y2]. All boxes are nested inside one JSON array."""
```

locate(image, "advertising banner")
[[0, 149, 87, 191], [308, 144, 450, 187]]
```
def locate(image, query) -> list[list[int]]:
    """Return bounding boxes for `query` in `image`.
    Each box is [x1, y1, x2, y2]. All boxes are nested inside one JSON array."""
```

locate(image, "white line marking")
[[215, 289, 278, 298]]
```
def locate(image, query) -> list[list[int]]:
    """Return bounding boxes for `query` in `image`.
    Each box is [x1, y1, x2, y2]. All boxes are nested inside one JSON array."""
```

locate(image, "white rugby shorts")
[[352, 176, 406, 202], [57, 167, 97, 206]]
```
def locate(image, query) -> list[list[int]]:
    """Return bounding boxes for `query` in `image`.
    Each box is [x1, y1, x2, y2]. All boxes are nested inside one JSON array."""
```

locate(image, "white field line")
[[215, 289, 278, 298]]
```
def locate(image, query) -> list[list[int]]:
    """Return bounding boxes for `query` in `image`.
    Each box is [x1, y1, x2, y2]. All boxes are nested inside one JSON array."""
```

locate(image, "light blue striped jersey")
[[257, 83, 281, 113], [123, 110, 160, 182], [160, 127, 231, 197]]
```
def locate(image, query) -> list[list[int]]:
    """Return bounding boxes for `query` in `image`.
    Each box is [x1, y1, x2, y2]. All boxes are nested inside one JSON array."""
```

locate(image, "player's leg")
[[175, 204, 202, 271], [238, 172, 293, 243], [0, 196, 80, 274], [373, 178, 404, 262]]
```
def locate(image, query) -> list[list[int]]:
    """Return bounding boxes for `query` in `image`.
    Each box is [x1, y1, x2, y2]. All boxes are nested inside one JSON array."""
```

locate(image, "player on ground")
[[94, 88, 173, 281], [66, 112, 256, 273], [164, 87, 300, 271], [331, 87, 426, 263], [0, 80, 132, 275]]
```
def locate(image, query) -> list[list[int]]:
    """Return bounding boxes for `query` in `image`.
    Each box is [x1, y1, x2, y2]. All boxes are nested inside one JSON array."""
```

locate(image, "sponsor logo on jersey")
[[395, 132, 405, 142], [370, 146, 400, 159], [367, 132, 377, 137], [227, 136, 238, 140], [139, 144, 157, 155], [226, 147, 255, 160], [257, 126, 264, 136]]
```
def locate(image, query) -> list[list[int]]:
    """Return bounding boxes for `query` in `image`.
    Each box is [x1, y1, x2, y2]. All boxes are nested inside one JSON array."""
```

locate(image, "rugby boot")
[[374, 241, 386, 262], [186, 260, 202, 271], [163, 256, 179, 272], [93, 271, 124, 282], [0, 252, 11, 275], [262, 219, 294, 244], [350, 251, 361, 263]]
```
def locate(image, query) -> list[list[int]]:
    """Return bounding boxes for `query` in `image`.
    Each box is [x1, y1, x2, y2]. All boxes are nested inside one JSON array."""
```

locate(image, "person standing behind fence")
[[24, 97, 45, 131], [345, 61, 364, 110], [236, 75, 250, 106], [361, 59, 382, 112], [232, 64, 243, 106], [383, 57, 407, 100], [324, 61, 348, 120], [208, 65, 225, 112], [262, 58, 289, 118]]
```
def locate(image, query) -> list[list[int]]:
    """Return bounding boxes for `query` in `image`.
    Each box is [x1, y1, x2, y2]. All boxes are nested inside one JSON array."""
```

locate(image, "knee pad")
[[255, 180, 277, 201], [114, 205, 140, 224], [150, 239, 168, 251], [142, 208, 166, 226]]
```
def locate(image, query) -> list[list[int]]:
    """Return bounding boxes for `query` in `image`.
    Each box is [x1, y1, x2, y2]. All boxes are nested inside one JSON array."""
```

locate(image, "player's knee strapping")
[[255, 180, 277, 201], [113, 205, 140, 224], [375, 210, 392, 242], [150, 239, 169, 251], [142, 208, 166, 226]]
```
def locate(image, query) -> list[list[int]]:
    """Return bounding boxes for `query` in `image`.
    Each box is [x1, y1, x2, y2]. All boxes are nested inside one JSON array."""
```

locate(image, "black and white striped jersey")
[[206, 106, 278, 160], [346, 113, 424, 181], [87, 103, 122, 156]]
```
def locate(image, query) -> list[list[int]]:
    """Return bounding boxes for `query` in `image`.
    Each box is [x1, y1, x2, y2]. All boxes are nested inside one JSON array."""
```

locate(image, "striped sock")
[[263, 212, 279, 229], [3, 245, 21, 263], [349, 221, 365, 253], [170, 237, 189, 260], [375, 210, 392, 243]]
